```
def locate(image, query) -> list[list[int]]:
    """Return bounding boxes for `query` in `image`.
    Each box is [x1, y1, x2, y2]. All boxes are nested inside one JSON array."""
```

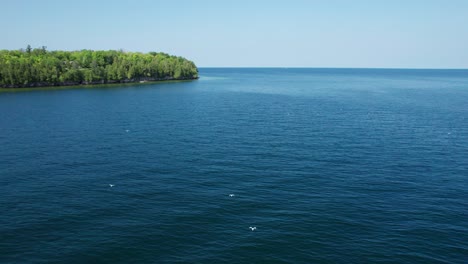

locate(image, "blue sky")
[[2, 0, 468, 68]]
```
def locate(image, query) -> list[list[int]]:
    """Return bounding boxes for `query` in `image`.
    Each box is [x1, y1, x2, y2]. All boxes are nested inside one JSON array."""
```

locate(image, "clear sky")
[[2, 0, 468, 68]]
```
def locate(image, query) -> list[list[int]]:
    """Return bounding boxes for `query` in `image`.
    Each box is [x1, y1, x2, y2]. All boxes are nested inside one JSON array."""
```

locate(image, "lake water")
[[1, 68, 467, 263]]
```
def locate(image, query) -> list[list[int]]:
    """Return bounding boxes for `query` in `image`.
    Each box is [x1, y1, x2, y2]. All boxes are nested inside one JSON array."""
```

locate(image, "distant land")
[[0, 46, 198, 88]]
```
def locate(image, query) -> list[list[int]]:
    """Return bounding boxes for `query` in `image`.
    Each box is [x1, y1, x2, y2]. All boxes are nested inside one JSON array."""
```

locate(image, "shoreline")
[[0, 77, 200, 93], [0, 76, 199, 90]]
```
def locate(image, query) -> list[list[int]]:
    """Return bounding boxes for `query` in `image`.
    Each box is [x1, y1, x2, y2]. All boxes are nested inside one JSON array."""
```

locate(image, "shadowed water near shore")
[[0, 68, 467, 263], [0, 78, 198, 93]]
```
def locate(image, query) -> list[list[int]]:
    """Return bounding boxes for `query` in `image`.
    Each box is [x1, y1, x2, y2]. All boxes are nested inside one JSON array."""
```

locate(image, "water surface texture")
[[1, 68, 467, 263]]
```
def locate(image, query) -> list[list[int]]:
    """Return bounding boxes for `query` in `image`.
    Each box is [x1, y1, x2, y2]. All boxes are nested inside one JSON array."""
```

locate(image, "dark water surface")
[[1, 68, 467, 263]]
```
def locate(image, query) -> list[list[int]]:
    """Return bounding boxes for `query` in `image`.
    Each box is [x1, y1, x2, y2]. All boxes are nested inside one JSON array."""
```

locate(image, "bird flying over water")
[[249, 227, 256, 231], [109, 184, 114, 187]]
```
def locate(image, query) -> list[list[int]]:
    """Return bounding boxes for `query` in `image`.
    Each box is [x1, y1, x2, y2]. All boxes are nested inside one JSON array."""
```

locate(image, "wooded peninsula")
[[0, 46, 198, 88]]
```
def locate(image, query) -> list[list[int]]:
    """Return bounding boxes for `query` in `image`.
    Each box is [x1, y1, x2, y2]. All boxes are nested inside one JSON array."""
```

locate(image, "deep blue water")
[[1, 68, 467, 263]]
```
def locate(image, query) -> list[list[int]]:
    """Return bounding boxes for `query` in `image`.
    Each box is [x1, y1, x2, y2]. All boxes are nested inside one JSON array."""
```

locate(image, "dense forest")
[[0, 46, 198, 88]]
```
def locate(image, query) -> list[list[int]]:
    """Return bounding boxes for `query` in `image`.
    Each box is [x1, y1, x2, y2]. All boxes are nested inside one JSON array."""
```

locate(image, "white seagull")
[[249, 227, 257, 231], [109, 184, 114, 187], [229, 194, 235, 197]]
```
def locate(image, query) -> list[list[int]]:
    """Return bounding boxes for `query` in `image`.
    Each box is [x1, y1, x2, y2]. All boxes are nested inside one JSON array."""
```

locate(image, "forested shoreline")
[[0, 46, 198, 88]]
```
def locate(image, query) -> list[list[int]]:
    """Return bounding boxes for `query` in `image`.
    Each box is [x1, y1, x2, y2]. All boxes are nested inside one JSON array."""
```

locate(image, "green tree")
[[0, 47, 198, 88]]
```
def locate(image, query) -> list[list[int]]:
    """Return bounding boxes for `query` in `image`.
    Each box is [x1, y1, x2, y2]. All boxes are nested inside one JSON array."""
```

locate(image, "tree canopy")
[[0, 46, 198, 88]]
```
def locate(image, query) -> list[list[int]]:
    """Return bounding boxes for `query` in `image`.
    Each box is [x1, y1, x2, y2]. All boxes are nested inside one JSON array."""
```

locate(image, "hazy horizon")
[[2, 0, 468, 68]]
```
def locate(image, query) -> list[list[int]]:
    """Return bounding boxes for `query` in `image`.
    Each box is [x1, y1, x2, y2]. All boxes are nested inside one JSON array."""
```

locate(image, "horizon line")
[[197, 66, 468, 70]]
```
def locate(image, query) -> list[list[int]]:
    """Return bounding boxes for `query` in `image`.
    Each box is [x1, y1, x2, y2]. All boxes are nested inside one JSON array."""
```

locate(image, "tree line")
[[0, 46, 198, 88]]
